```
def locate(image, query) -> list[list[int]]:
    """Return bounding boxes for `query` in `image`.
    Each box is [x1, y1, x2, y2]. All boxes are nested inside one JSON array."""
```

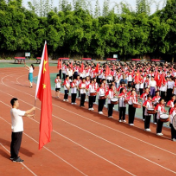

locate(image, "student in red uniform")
[[143, 95, 154, 131], [71, 78, 77, 104], [106, 84, 115, 118], [166, 94, 176, 113], [79, 78, 86, 107], [155, 98, 167, 136], [118, 88, 127, 122], [97, 82, 106, 114], [169, 101, 176, 141], [87, 79, 96, 110], [63, 75, 70, 102], [140, 88, 150, 121], [55, 74, 61, 98], [128, 90, 138, 126]]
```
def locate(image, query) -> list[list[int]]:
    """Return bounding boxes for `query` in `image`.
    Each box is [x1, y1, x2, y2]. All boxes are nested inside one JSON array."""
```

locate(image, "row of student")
[[55, 74, 176, 141]]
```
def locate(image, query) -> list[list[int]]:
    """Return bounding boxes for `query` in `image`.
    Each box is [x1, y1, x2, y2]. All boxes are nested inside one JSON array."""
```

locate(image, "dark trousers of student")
[[144, 115, 151, 129], [160, 91, 166, 101], [153, 113, 157, 123], [98, 99, 105, 112], [156, 119, 163, 133], [108, 104, 114, 117], [139, 88, 143, 96], [59, 70, 62, 78], [93, 96, 96, 103], [10, 132, 23, 160], [128, 105, 136, 124], [119, 107, 126, 120], [170, 124, 176, 140], [71, 93, 77, 103], [80, 94, 85, 106], [64, 90, 69, 100], [142, 107, 145, 120], [167, 88, 173, 101], [63, 73, 66, 81], [89, 96, 94, 108]]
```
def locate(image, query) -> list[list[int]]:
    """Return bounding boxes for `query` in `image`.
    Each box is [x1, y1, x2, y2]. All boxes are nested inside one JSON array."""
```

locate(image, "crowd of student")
[[54, 60, 176, 141]]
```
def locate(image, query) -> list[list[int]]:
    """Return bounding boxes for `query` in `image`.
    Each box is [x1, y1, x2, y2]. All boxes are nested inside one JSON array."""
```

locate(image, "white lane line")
[[0, 143, 38, 176], [1, 74, 175, 158], [1, 93, 176, 175]]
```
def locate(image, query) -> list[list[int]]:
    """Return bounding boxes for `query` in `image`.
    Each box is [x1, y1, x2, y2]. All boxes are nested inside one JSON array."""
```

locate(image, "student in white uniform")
[[98, 82, 106, 114], [10, 98, 36, 162], [71, 78, 77, 104], [169, 101, 176, 141], [55, 74, 61, 98], [63, 75, 70, 102]]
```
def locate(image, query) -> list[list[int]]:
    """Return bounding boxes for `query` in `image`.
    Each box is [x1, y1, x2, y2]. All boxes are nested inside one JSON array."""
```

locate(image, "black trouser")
[[160, 91, 166, 101], [69, 76, 73, 80], [98, 99, 105, 112], [93, 96, 96, 103], [63, 73, 66, 81], [89, 96, 94, 108], [77, 90, 80, 98], [80, 94, 85, 106], [153, 113, 157, 123], [139, 88, 143, 96], [108, 104, 114, 117], [73, 72, 78, 79], [128, 81, 133, 88], [167, 89, 173, 101], [10, 132, 23, 160], [170, 124, 176, 140], [156, 119, 163, 133], [145, 115, 151, 129], [119, 107, 126, 120], [59, 70, 62, 78], [143, 107, 145, 120], [64, 90, 69, 100], [71, 93, 77, 103], [128, 105, 136, 124]]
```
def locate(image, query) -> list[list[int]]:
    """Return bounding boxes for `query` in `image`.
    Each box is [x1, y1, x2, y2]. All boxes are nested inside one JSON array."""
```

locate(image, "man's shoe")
[[13, 157, 24, 163]]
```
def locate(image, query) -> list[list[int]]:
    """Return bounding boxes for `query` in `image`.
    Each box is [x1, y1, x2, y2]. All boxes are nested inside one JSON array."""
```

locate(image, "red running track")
[[0, 66, 176, 176]]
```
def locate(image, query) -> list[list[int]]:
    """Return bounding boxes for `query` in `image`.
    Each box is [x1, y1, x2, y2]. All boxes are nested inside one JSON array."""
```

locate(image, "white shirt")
[[29, 67, 33, 73], [79, 83, 86, 94], [11, 108, 25, 132], [98, 88, 105, 97], [149, 80, 156, 87], [71, 82, 77, 94], [67, 70, 73, 77], [119, 94, 126, 107], [144, 101, 153, 116], [168, 81, 174, 89], [160, 83, 167, 92], [55, 79, 61, 88]]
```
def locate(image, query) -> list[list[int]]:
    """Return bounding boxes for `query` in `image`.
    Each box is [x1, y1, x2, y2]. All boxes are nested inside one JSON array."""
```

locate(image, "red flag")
[[95, 64, 99, 73], [154, 71, 159, 86], [35, 42, 52, 150], [134, 70, 141, 84], [80, 63, 84, 73], [105, 65, 110, 77], [57, 59, 62, 70], [158, 73, 166, 87]]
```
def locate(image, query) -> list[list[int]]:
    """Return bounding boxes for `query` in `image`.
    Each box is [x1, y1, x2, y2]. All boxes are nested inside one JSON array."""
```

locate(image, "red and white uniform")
[[128, 95, 137, 105], [167, 100, 174, 108], [97, 87, 106, 97], [155, 104, 167, 120], [55, 78, 61, 88], [169, 107, 176, 124], [152, 96, 161, 106], [118, 93, 126, 107], [143, 100, 153, 116], [71, 82, 77, 94], [94, 82, 99, 91], [87, 84, 96, 96], [79, 83, 86, 94], [140, 93, 149, 104], [106, 89, 115, 104], [63, 79, 70, 90]]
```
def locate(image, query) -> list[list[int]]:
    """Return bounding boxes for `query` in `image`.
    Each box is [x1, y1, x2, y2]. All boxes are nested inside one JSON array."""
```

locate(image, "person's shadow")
[[0, 138, 34, 159]]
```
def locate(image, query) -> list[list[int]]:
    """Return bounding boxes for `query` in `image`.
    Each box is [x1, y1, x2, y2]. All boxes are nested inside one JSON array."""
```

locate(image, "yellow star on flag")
[[43, 60, 47, 73], [43, 84, 46, 89]]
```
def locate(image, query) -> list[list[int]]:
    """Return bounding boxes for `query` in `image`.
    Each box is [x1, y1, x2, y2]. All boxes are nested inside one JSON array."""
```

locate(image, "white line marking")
[[0, 143, 38, 176]]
